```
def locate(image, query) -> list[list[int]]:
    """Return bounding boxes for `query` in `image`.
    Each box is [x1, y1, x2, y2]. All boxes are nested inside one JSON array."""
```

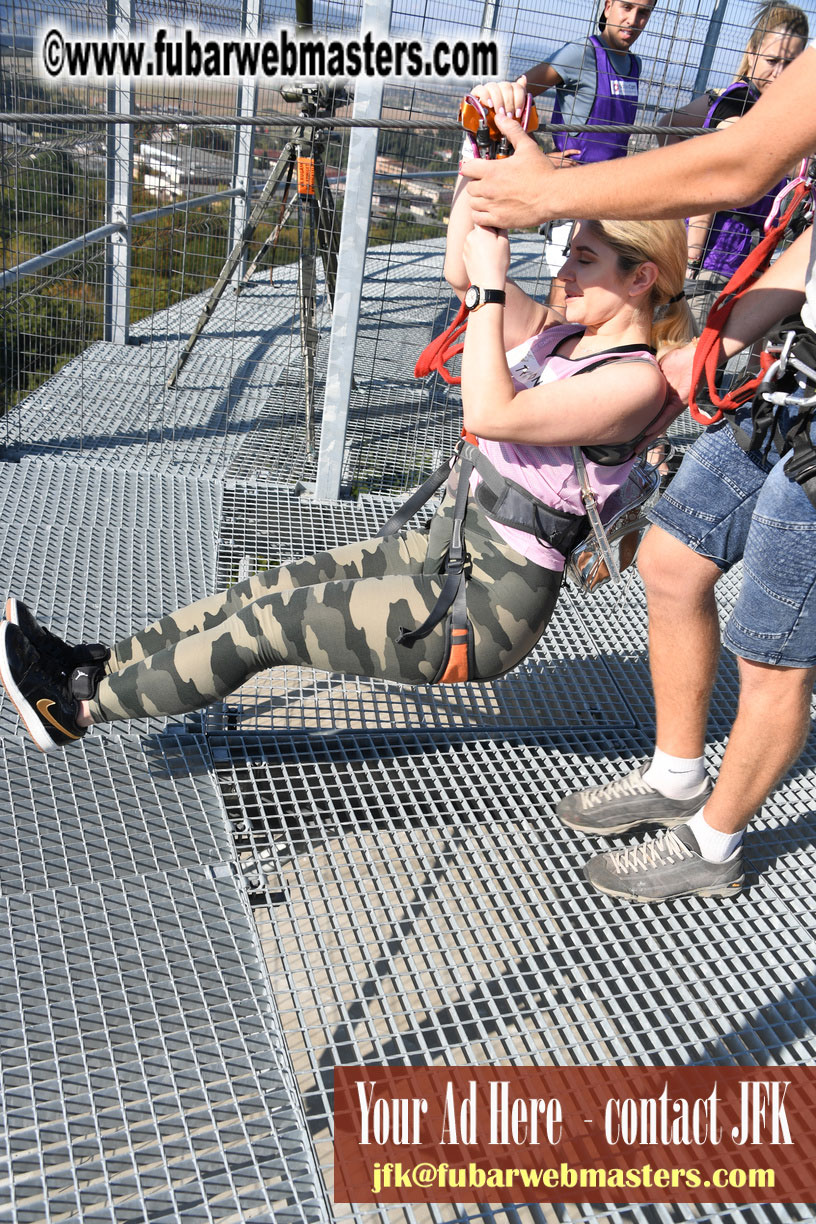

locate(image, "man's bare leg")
[[555, 526, 722, 833], [637, 524, 722, 758], [703, 657, 816, 833]]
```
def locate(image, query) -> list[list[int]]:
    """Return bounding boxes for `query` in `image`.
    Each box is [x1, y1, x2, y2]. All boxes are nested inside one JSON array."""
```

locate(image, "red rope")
[[414, 301, 468, 385], [689, 180, 810, 425]]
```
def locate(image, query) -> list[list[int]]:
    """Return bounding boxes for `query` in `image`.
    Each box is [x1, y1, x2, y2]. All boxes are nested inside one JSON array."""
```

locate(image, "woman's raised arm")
[[444, 172, 550, 351]]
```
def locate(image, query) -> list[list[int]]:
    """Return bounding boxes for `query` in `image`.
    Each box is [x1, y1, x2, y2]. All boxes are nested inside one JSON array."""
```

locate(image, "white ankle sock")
[[643, 747, 708, 800], [687, 806, 744, 863]]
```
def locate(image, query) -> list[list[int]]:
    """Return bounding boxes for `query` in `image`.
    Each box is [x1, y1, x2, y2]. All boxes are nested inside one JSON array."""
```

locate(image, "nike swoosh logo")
[[36, 698, 80, 739]]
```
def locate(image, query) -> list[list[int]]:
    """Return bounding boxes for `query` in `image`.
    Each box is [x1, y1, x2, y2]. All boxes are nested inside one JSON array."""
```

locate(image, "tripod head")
[[283, 0, 350, 118], [279, 82, 350, 117]]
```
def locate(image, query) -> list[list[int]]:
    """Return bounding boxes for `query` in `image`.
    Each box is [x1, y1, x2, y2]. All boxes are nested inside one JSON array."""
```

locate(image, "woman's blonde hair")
[[735, 4, 808, 81], [585, 218, 695, 358]]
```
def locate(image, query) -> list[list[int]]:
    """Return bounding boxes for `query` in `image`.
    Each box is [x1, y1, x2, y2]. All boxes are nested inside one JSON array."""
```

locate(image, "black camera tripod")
[[166, 83, 346, 456]]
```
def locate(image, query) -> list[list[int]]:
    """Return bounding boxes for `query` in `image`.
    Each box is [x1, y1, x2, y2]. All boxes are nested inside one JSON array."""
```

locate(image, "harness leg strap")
[[397, 453, 473, 652]]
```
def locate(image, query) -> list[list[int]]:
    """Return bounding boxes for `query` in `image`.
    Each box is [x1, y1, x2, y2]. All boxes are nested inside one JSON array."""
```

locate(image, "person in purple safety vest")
[[659, 3, 808, 328], [468, 1, 657, 167], [469, 2, 657, 302], [537, 0, 655, 165]]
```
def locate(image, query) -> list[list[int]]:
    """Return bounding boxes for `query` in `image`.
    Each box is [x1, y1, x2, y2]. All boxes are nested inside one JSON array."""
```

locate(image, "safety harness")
[[385, 327, 668, 683], [690, 169, 816, 509], [390, 93, 666, 683], [375, 431, 600, 683]]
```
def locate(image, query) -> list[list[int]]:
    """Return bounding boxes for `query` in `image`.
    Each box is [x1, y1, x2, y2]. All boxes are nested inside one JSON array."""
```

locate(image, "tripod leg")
[[166, 139, 298, 388], [236, 165, 297, 294], [298, 193, 320, 456], [313, 162, 340, 307]]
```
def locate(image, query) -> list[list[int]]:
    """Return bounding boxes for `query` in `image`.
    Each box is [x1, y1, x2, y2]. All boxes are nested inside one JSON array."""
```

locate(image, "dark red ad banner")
[[334, 1065, 816, 1204]]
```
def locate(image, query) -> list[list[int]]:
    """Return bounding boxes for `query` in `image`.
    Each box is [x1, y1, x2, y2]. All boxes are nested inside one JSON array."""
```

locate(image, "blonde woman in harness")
[[0, 134, 693, 752]]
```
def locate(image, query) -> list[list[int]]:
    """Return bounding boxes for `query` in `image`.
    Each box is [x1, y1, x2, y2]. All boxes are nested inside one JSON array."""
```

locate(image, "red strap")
[[690, 180, 810, 425], [414, 300, 468, 385], [437, 626, 471, 683]]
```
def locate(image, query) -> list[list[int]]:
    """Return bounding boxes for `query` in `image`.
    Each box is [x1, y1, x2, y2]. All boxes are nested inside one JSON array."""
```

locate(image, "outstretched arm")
[[660, 226, 811, 403], [444, 162, 550, 350], [461, 46, 816, 228]]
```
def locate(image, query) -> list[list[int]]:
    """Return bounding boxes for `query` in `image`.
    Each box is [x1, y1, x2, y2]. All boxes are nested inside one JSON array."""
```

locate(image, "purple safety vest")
[[699, 80, 785, 279], [552, 35, 640, 164]]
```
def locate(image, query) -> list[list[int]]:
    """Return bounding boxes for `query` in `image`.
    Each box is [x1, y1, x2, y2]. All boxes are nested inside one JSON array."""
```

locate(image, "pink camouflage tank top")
[[472, 322, 663, 571]]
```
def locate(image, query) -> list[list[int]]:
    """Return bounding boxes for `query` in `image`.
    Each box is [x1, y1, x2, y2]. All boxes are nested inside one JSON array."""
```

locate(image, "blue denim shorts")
[[649, 418, 816, 667]]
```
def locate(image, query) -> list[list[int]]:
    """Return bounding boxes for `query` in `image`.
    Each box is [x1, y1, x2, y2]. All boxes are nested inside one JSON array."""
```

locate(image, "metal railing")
[[3, 0, 811, 494]]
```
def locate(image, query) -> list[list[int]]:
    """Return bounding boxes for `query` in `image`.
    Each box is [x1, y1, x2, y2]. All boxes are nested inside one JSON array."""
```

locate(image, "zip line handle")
[[458, 93, 537, 160]]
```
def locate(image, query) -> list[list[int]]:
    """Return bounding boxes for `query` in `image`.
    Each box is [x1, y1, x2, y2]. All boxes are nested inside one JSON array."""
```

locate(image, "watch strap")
[[466, 287, 506, 311]]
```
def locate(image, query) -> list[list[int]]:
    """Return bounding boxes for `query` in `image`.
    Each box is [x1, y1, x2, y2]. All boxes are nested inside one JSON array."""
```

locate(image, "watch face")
[[464, 285, 480, 310]]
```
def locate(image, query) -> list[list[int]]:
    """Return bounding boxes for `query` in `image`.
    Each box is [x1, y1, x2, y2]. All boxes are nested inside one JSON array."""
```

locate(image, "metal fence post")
[[104, 0, 134, 344], [692, 0, 729, 95], [228, 0, 261, 278], [314, 0, 387, 501]]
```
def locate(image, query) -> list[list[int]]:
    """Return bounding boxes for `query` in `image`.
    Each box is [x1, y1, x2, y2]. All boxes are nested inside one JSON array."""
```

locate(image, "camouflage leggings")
[[88, 492, 562, 725]]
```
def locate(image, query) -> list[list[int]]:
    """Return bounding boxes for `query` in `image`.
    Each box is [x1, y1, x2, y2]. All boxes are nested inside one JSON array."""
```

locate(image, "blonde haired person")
[[0, 153, 694, 753], [660, 3, 808, 326], [734, 2, 807, 84]]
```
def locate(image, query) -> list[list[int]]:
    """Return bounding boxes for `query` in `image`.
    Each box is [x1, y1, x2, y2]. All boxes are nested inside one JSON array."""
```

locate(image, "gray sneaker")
[[585, 824, 744, 903], [557, 765, 712, 835]]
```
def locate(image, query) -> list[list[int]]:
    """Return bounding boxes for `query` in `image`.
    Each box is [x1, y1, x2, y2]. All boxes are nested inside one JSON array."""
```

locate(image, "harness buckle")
[[758, 332, 816, 411], [776, 327, 797, 379]]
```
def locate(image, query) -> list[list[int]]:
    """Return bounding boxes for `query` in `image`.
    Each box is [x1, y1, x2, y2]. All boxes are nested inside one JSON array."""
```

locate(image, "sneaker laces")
[[610, 828, 691, 876], [580, 768, 652, 809]]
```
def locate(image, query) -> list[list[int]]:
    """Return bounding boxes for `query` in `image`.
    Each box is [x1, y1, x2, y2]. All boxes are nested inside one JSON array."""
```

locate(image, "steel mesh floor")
[[0, 456, 220, 739], [0, 732, 228, 896], [212, 727, 816, 1224], [0, 457, 328, 1220], [0, 860, 328, 1223]]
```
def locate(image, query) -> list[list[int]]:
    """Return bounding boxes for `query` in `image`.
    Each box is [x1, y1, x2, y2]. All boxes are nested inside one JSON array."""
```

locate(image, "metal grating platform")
[[211, 727, 816, 1223], [0, 454, 329, 1220], [0, 456, 220, 632], [3, 228, 816, 1224], [0, 861, 329, 1223], [0, 457, 221, 738], [0, 732, 229, 897]]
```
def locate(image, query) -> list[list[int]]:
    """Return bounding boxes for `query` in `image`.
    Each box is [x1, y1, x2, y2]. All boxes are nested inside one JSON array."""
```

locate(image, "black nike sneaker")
[[5, 597, 109, 679], [0, 621, 86, 751]]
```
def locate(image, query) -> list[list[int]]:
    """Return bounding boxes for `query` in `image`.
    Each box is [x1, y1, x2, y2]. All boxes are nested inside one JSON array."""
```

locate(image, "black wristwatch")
[[464, 285, 506, 312]]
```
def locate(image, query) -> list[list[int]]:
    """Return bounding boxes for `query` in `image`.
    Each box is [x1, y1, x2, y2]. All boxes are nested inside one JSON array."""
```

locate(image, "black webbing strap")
[[397, 447, 474, 647], [728, 321, 816, 511], [783, 406, 816, 508]]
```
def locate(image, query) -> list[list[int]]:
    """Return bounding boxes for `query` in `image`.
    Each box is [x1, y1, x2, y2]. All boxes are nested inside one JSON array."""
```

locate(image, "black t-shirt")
[[705, 81, 756, 128]]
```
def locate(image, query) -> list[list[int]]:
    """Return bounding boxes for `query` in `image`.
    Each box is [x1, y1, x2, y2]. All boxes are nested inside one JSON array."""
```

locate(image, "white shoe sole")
[[559, 810, 693, 836], [588, 875, 744, 903]]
